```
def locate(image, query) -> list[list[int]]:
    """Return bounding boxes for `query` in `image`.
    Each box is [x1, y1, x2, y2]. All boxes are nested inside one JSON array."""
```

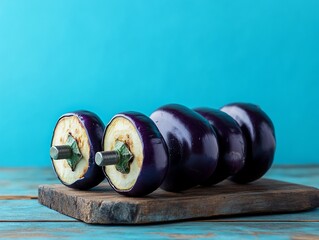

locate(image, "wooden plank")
[[0, 196, 37, 200], [0, 167, 58, 197], [1, 165, 318, 197], [205, 208, 319, 222], [265, 165, 319, 188], [0, 200, 75, 222], [1, 199, 318, 222], [38, 179, 319, 224], [1, 222, 319, 239]]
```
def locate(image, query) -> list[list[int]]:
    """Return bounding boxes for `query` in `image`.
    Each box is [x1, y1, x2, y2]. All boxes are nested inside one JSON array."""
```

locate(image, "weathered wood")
[[0, 200, 75, 222], [265, 165, 319, 188], [38, 179, 319, 224], [1, 166, 319, 238], [205, 208, 319, 222], [0, 167, 59, 197], [1, 165, 318, 197], [1, 199, 319, 222], [1, 222, 319, 239], [0, 196, 37, 200]]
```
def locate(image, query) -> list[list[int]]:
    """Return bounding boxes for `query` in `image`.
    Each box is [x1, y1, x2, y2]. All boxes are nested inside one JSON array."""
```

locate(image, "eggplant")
[[194, 108, 246, 185], [150, 104, 219, 192], [50, 110, 105, 190], [95, 112, 168, 197], [221, 103, 276, 183]]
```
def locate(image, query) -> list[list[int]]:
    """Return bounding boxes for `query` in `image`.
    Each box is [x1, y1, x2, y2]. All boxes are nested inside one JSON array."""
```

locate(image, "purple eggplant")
[[50, 110, 105, 190], [150, 104, 219, 192], [96, 112, 168, 197], [194, 108, 246, 185], [221, 103, 276, 183]]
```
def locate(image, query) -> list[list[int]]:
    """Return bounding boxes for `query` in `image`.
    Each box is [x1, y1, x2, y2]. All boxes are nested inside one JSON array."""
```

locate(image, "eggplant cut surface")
[[100, 112, 168, 197], [103, 117, 143, 191], [51, 111, 105, 190], [52, 116, 90, 185]]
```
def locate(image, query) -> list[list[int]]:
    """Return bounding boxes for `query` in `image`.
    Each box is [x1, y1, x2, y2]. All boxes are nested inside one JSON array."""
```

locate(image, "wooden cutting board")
[[38, 179, 319, 224]]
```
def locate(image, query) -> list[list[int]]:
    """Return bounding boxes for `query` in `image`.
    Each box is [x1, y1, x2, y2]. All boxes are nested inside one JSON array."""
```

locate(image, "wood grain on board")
[[1, 166, 319, 239], [38, 179, 319, 224]]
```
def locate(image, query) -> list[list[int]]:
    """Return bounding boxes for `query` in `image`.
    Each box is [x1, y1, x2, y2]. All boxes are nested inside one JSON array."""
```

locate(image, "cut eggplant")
[[50, 111, 105, 190], [221, 103, 276, 183], [150, 104, 219, 192], [96, 112, 168, 197], [194, 108, 246, 185]]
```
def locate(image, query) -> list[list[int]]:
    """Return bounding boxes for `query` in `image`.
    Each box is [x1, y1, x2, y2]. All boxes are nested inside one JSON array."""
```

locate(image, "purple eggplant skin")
[[194, 108, 246, 185], [51, 110, 105, 190], [220, 103, 276, 183], [150, 104, 219, 192], [103, 112, 169, 197]]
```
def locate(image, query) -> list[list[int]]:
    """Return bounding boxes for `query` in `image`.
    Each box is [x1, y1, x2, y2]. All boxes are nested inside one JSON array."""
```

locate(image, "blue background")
[[0, 0, 318, 166]]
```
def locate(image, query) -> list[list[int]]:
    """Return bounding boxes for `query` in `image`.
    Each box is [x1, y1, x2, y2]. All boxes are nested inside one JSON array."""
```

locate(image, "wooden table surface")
[[0, 165, 319, 239]]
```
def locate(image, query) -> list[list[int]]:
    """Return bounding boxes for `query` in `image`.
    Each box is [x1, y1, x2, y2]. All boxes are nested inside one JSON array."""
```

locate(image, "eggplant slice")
[[52, 115, 90, 184], [51, 111, 105, 190], [100, 112, 168, 197], [103, 116, 143, 190]]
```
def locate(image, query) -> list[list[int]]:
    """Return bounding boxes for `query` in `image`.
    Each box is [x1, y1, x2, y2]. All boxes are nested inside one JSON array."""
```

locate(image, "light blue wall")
[[0, 0, 318, 166]]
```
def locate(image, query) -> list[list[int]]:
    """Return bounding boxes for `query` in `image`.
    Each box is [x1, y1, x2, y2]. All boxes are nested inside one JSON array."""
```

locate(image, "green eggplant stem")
[[114, 141, 133, 174], [65, 134, 83, 171]]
